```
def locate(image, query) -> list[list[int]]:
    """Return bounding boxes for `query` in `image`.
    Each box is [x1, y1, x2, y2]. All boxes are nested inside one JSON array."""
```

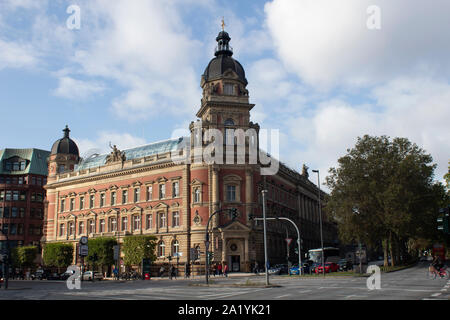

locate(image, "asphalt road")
[[0, 262, 448, 300]]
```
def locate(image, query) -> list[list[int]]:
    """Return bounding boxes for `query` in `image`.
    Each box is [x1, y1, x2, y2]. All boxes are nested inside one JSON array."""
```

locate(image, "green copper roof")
[[0, 148, 51, 176]]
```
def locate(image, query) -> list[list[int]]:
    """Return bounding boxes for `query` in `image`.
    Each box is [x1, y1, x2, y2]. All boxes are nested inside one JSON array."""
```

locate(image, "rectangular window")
[[18, 177, 23, 185], [146, 214, 152, 230], [20, 191, 26, 201], [70, 198, 75, 211], [32, 177, 36, 185], [122, 217, 128, 232], [100, 193, 105, 207], [68, 222, 74, 236], [0, 207, 3, 218], [122, 190, 128, 204], [111, 192, 116, 206], [10, 224, 17, 235], [80, 196, 84, 210], [31, 193, 36, 202], [6, 191, 12, 201], [109, 217, 117, 232], [133, 215, 140, 230], [19, 207, 25, 218], [18, 224, 24, 235], [0, 191, 4, 201], [2, 223, 9, 235], [90, 194, 95, 208], [36, 193, 43, 202], [146, 185, 152, 201], [134, 188, 140, 203], [11, 207, 18, 218], [159, 213, 166, 228], [60, 199, 65, 212], [59, 223, 65, 236], [159, 184, 165, 199], [99, 219, 105, 233], [5, 177, 10, 184], [226, 185, 236, 202], [172, 211, 180, 227], [89, 220, 95, 234], [224, 83, 235, 95], [4, 207, 10, 218], [194, 187, 201, 203], [79, 221, 84, 234], [172, 182, 179, 198], [12, 191, 19, 201], [20, 161, 26, 171]]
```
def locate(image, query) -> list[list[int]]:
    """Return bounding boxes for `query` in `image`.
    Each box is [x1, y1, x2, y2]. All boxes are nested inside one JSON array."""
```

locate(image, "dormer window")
[[224, 83, 235, 95]]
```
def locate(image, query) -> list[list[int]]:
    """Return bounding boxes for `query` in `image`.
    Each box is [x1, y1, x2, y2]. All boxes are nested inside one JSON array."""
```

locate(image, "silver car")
[[83, 271, 103, 281]]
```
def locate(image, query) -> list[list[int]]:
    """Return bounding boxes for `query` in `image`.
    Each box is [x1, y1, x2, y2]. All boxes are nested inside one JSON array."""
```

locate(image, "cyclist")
[[431, 256, 444, 276]]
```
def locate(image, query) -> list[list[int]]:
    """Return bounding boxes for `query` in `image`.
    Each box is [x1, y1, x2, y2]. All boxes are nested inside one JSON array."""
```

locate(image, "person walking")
[[159, 265, 165, 278], [212, 264, 217, 277], [169, 265, 174, 280], [223, 263, 228, 278], [253, 261, 259, 275], [184, 263, 190, 279], [217, 263, 222, 276]]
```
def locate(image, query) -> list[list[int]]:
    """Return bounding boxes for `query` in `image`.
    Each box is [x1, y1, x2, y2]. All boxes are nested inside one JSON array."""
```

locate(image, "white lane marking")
[[298, 290, 312, 293], [431, 293, 442, 297], [274, 294, 291, 299]]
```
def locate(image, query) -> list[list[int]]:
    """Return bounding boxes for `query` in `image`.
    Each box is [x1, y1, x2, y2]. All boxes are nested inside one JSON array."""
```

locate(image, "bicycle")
[[427, 265, 449, 280]]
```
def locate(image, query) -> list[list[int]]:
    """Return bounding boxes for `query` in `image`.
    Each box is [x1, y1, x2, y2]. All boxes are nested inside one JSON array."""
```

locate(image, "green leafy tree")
[[11, 246, 38, 269], [444, 160, 450, 190], [122, 235, 157, 272], [43, 243, 74, 272], [85, 237, 117, 271], [325, 135, 446, 267]]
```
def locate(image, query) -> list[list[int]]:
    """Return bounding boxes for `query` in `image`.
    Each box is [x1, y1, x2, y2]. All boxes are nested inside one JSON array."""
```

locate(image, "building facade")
[[42, 30, 337, 273], [0, 148, 50, 254]]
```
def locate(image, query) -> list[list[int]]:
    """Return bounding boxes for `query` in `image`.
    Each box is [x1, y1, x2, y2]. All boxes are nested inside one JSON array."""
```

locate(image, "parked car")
[[315, 262, 339, 274], [289, 263, 311, 275], [60, 270, 75, 280], [268, 265, 282, 275], [338, 259, 353, 271], [47, 272, 63, 280], [31, 269, 52, 280], [83, 271, 103, 281]]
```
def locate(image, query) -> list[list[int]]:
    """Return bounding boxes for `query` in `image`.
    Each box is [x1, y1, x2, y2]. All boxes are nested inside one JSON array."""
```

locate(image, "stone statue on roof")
[[301, 164, 309, 178], [106, 143, 126, 164]]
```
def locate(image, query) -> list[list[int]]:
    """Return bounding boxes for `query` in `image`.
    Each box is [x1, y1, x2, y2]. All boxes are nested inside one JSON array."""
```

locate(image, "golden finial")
[[221, 17, 225, 31]]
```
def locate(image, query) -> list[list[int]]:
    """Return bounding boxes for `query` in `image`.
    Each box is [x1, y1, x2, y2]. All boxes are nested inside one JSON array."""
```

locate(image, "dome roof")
[[203, 55, 247, 85], [202, 30, 248, 85], [51, 126, 79, 157]]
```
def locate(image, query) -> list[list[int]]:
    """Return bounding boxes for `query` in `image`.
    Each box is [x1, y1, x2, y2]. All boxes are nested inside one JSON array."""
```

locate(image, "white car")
[[82, 271, 103, 281]]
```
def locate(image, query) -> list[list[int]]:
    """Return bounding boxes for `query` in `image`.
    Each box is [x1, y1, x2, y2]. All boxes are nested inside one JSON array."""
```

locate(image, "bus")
[[307, 247, 340, 264]]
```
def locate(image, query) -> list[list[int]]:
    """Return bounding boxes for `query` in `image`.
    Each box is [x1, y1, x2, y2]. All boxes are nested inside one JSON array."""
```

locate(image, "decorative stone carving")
[[301, 164, 309, 178], [105, 143, 126, 164]]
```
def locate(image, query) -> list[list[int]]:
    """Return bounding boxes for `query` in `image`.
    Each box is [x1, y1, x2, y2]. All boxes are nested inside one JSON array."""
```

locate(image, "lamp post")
[[312, 169, 325, 277], [261, 189, 269, 285]]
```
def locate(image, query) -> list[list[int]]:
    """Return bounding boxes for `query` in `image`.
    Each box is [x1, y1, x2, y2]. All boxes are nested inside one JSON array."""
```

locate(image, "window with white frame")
[[158, 241, 165, 257], [89, 194, 95, 208], [159, 184, 165, 199], [122, 216, 128, 232], [100, 193, 105, 207], [122, 189, 128, 204], [172, 181, 179, 198], [59, 223, 65, 236], [134, 188, 140, 203], [159, 212, 166, 228], [146, 185, 152, 201], [226, 185, 236, 202], [60, 199, 65, 212], [79, 221, 84, 234], [99, 219, 105, 233], [70, 198, 75, 211], [109, 217, 117, 232], [111, 191, 116, 206], [88, 219, 95, 234], [146, 214, 152, 230], [193, 187, 201, 203], [68, 222, 74, 236], [172, 240, 179, 255], [172, 211, 180, 227], [80, 196, 84, 210], [133, 215, 141, 230]]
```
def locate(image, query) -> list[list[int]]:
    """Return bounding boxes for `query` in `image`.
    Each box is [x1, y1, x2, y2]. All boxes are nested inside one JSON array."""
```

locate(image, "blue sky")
[[0, 0, 449, 187]]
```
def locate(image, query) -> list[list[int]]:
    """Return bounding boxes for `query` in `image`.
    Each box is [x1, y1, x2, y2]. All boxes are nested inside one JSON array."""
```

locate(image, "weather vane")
[[221, 17, 225, 31]]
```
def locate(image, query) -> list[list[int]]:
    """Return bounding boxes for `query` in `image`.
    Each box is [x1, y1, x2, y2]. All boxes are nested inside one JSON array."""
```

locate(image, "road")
[[0, 262, 448, 300]]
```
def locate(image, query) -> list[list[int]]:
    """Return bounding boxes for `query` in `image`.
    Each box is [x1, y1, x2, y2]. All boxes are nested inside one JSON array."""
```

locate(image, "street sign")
[[80, 236, 88, 245], [79, 245, 88, 256], [285, 238, 292, 246]]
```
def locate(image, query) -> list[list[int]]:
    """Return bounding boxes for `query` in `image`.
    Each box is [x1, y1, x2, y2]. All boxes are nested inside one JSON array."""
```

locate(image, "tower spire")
[[221, 17, 226, 31]]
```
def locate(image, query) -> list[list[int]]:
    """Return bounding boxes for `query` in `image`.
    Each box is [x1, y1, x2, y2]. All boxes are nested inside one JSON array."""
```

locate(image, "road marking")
[[298, 290, 312, 294], [274, 294, 291, 299], [431, 293, 441, 297]]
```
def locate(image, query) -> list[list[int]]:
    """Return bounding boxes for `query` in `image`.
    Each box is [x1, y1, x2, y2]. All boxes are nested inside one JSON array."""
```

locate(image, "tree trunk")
[[389, 232, 396, 267], [383, 238, 389, 267]]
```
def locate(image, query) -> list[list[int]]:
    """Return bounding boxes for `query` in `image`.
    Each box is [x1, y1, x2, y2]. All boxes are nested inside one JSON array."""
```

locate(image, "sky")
[[0, 0, 449, 188]]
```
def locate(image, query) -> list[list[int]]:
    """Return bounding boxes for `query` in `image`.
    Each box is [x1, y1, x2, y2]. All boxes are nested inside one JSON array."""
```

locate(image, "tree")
[[43, 243, 74, 272], [85, 237, 117, 271], [325, 135, 446, 267], [444, 160, 450, 190], [11, 246, 38, 269], [122, 235, 157, 272]]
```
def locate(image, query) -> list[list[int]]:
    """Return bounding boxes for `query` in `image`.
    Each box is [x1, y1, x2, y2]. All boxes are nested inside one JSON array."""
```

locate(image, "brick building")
[[42, 30, 337, 274], [0, 148, 50, 254]]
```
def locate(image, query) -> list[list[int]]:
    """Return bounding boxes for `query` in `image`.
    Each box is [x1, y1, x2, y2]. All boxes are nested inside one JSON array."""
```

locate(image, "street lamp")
[[312, 169, 325, 277], [261, 189, 269, 285]]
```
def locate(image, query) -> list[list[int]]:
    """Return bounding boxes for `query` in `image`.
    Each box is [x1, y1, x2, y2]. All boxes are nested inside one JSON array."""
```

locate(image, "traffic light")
[[207, 252, 214, 264], [437, 207, 449, 234]]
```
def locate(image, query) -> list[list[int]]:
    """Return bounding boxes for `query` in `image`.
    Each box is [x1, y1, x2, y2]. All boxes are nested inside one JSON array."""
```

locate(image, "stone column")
[[244, 236, 250, 272]]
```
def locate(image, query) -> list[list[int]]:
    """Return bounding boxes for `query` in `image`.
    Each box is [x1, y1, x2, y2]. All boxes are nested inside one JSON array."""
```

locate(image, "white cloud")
[[0, 39, 37, 70], [265, 0, 450, 88], [53, 76, 106, 100]]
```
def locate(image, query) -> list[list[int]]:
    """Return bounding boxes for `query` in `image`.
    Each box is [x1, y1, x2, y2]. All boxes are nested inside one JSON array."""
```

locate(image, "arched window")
[[158, 241, 165, 257], [172, 240, 179, 255], [224, 118, 235, 126]]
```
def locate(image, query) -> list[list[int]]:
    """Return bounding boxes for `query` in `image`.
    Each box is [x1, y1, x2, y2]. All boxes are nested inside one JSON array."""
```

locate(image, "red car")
[[315, 262, 339, 273]]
